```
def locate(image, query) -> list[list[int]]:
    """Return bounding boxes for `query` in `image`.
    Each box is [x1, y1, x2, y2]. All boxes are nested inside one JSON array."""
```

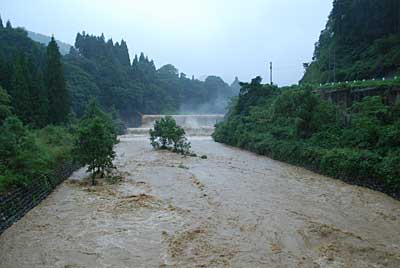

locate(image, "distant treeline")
[[302, 0, 400, 84], [0, 19, 124, 193], [65, 32, 236, 125], [0, 20, 69, 127], [0, 16, 237, 192], [1, 19, 237, 128]]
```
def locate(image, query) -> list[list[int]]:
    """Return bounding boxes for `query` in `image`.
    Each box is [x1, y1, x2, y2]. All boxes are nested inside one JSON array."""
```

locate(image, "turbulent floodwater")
[[130, 114, 225, 136], [1, 135, 400, 268]]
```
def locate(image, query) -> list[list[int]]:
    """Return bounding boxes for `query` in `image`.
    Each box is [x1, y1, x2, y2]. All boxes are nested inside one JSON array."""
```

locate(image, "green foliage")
[[0, 85, 11, 122], [47, 36, 70, 124], [302, 0, 400, 84], [65, 32, 235, 124], [272, 89, 338, 139], [213, 79, 400, 196], [34, 125, 75, 163], [0, 117, 75, 192], [0, 23, 69, 127], [149, 116, 191, 155], [74, 101, 118, 185], [1, 24, 235, 129]]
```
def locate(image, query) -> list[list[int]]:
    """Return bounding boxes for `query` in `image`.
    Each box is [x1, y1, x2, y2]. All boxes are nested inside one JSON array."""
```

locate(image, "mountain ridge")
[[27, 30, 72, 55]]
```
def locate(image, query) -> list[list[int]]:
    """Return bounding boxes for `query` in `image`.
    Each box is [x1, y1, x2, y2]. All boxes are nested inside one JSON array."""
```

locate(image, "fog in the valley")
[[1, 0, 332, 86]]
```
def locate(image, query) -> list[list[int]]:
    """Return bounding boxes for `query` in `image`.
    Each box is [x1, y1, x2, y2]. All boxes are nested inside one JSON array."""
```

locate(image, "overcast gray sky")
[[1, 0, 332, 86]]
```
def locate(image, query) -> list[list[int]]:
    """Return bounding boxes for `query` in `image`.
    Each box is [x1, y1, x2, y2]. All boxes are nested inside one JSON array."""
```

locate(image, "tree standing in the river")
[[74, 100, 118, 185]]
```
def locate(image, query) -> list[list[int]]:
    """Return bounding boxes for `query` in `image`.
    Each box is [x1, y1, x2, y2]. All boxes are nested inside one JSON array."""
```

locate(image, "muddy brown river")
[[1, 135, 400, 268]]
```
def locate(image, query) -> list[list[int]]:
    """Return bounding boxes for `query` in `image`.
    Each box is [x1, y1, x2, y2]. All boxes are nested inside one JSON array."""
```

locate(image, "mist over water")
[[142, 114, 224, 128], [179, 95, 232, 115], [129, 114, 224, 136]]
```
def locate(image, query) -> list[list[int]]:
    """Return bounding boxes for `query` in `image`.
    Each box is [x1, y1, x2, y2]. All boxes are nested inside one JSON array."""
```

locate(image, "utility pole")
[[269, 62, 273, 85]]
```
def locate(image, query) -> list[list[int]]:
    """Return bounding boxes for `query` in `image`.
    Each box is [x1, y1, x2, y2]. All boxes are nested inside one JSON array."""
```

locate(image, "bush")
[[0, 117, 60, 191], [213, 78, 400, 198], [0, 86, 12, 123], [379, 152, 400, 192], [149, 116, 191, 155], [74, 101, 118, 185], [320, 148, 381, 179]]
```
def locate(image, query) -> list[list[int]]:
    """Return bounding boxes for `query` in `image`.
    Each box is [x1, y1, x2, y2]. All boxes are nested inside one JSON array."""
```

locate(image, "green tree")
[[0, 116, 49, 188], [75, 117, 116, 185], [150, 116, 191, 155], [302, 0, 400, 84], [30, 69, 49, 127], [46, 36, 70, 124], [11, 54, 32, 124], [0, 117, 77, 192], [83, 98, 118, 138], [74, 101, 118, 185], [0, 85, 12, 123], [65, 31, 235, 121]]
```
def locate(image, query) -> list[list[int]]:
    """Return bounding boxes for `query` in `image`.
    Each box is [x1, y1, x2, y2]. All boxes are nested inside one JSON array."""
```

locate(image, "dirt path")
[[1, 135, 399, 268]]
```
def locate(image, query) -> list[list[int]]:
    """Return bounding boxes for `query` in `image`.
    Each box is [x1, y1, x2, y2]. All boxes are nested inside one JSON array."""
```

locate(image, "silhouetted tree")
[[46, 36, 69, 124], [11, 54, 31, 123], [0, 86, 11, 123]]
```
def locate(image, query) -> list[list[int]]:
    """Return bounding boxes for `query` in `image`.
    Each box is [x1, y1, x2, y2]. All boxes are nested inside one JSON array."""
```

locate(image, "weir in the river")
[[128, 114, 225, 136]]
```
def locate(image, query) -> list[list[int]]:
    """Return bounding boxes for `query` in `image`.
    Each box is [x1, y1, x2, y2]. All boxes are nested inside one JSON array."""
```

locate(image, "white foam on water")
[[129, 114, 225, 136]]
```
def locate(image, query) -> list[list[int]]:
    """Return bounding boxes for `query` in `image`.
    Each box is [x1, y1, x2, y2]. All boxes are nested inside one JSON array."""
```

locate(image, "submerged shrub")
[[74, 101, 118, 185], [149, 116, 191, 155]]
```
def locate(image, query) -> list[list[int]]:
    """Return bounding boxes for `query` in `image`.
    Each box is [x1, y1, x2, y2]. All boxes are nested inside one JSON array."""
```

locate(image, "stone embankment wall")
[[319, 87, 400, 107], [0, 162, 79, 234]]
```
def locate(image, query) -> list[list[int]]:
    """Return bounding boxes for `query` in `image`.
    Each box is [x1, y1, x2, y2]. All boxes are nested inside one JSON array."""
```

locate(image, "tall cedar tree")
[[30, 67, 49, 127], [11, 54, 32, 123], [0, 86, 12, 123], [46, 36, 70, 124]]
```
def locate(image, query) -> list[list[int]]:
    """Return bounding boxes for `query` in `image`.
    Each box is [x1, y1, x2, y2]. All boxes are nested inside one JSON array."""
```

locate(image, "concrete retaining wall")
[[319, 87, 400, 107]]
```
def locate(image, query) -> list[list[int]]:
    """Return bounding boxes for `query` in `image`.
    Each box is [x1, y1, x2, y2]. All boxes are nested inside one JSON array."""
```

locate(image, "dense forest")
[[2, 21, 236, 127], [0, 17, 236, 192], [213, 0, 400, 198], [0, 19, 70, 127], [65, 32, 235, 125], [301, 0, 400, 83], [0, 18, 76, 192]]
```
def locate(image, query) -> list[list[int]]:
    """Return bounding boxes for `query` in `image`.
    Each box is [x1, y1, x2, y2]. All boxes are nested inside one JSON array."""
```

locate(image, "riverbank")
[[1, 135, 399, 267], [213, 82, 400, 200]]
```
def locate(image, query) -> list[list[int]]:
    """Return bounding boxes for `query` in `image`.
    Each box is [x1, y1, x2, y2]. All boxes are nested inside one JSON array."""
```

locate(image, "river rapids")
[[0, 135, 399, 267]]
